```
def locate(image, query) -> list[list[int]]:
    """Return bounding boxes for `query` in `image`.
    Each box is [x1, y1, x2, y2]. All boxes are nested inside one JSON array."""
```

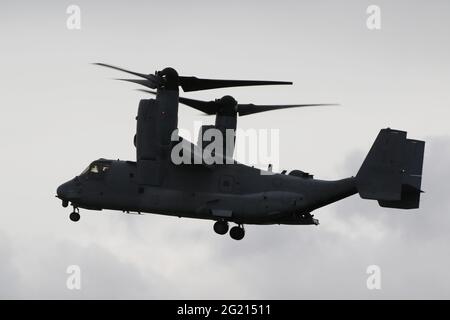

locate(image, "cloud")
[[2, 235, 173, 299], [1, 135, 449, 299], [0, 232, 21, 299]]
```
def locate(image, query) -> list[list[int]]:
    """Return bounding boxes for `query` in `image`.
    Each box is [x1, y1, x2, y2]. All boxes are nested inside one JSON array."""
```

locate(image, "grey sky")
[[0, 0, 449, 299]]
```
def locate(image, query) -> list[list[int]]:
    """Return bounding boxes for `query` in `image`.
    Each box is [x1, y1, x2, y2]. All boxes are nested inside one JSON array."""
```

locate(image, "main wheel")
[[229, 226, 245, 240], [213, 221, 229, 235], [69, 211, 80, 222]]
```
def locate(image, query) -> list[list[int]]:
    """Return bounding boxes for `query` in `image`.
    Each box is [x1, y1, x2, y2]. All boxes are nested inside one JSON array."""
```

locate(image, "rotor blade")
[[136, 89, 218, 114], [177, 97, 219, 114], [237, 104, 339, 116], [136, 89, 338, 116], [137, 89, 158, 95], [116, 78, 158, 89], [94, 63, 160, 84], [179, 76, 292, 92]]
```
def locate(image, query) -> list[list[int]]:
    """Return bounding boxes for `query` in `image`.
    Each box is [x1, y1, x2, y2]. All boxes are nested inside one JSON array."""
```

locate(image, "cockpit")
[[81, 160, 111, 176]]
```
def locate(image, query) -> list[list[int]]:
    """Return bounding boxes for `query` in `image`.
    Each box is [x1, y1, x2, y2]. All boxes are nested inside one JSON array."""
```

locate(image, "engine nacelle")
[[196, 114, 237, 163], [135, 89, 179, 185]]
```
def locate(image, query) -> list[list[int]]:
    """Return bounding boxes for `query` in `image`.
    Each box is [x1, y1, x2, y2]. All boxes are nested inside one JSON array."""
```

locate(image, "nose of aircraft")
[[56, 182, 68, 199], [56, 179, 80, 206]]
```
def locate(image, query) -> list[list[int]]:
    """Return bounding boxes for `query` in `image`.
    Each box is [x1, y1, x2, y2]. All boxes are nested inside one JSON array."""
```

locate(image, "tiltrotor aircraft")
[[56, 63, 425, 240]]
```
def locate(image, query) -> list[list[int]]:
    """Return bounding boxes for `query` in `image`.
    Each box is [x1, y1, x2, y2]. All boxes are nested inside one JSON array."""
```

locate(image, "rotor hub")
[[157, 67, 179, 90], [216, 95, 238, 116]]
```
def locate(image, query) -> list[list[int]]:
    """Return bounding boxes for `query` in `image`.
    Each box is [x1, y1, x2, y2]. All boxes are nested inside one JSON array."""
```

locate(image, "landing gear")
[[213, 220, 229, 235], [212, 221, 245, 240], [229, 225, 245, 240], [69, 207, 80, 222]]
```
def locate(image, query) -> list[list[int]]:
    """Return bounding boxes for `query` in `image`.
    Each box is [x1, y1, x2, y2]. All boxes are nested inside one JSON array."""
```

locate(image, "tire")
[[69, 212, 80, 222], [213, 221, 229, 235], [229, 226, 245, 240]]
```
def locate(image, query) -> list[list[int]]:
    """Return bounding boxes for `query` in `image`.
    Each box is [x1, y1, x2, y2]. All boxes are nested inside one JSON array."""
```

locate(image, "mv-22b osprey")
[[56, 63, 425, 240]]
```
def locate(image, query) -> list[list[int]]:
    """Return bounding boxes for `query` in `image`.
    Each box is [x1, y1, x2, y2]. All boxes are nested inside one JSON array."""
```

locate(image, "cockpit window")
[[81, 162, 110, 175]]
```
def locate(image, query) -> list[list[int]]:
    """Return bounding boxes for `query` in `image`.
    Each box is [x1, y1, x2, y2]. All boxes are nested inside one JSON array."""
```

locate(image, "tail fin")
[[356, 128, 425, 209]]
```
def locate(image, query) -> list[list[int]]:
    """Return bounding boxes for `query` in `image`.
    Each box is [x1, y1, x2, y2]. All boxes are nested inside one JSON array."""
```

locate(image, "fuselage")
[[57, 158, 357, 225]]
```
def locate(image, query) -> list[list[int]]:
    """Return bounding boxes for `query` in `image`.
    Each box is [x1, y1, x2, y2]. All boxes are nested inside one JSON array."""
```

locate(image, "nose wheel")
[[69, 207, 80, 222]]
